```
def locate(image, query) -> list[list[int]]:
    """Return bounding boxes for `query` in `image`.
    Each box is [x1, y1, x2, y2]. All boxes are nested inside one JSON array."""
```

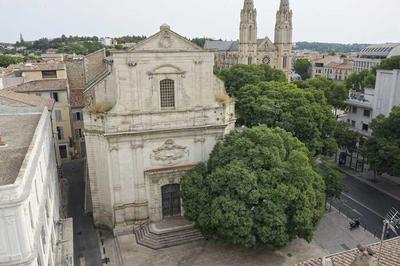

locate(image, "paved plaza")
[[99, 208, 377, 266]]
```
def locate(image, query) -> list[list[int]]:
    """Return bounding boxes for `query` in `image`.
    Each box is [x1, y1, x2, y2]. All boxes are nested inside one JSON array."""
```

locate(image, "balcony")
[[346, 90, 374, 109]]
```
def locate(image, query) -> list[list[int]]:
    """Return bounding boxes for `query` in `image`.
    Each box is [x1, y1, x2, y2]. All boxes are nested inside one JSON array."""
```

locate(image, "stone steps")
[[134, 223, 204, 250]]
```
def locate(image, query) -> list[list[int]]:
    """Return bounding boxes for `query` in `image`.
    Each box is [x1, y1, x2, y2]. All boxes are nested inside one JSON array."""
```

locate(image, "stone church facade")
[[205, 0, 293, 77], [83, 25, 236, 232]]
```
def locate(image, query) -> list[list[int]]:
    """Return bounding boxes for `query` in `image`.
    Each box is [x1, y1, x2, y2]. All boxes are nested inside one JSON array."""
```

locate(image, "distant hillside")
[[294, 42, 370, 53]]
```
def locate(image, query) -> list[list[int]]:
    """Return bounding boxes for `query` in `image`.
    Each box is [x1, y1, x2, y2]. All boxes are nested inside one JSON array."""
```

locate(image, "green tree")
[[293, 58, 312, 80], [333, 122, 358, 153], [373, 55, 400, 73], [297, 77, 349, 113], [345, 70, 376, 92], [362, 106, 400, 177], [181, 126, 325, 248], [217, 64, 287, 97], [235, 81, 337, 154], [0, 55, 24, 67], [318, 161, 344, 210]]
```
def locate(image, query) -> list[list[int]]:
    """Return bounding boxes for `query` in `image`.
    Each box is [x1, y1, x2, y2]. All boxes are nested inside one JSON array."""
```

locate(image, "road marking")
[[341, 192, 385, 219], [342, 202, 363, 217]]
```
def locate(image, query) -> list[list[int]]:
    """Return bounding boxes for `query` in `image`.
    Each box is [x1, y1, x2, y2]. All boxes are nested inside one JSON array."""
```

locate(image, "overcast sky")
[[1, 0, 399, 44]]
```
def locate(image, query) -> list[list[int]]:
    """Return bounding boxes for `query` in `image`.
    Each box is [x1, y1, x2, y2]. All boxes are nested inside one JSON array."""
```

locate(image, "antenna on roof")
[[377, 207, 400, 266]]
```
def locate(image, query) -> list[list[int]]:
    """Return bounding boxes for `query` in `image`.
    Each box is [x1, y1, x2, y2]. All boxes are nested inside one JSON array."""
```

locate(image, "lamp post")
[[377, 207, 400, 266]]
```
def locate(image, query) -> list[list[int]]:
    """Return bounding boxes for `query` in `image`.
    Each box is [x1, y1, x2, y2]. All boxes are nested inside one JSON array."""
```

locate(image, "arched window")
[[160, 79, 175, 109]]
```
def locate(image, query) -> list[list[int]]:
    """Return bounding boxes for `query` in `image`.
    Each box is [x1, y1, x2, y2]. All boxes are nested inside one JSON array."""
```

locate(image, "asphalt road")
[[62, 160, 102, 266], [331, 173, 400, 239]]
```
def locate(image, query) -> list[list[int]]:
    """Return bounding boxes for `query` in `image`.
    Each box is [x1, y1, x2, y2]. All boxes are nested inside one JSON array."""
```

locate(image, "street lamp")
[[377, 207, 400, 266]]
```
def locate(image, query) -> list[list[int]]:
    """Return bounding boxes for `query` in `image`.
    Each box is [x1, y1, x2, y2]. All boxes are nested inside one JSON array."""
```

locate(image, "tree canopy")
[[344, 56, 400, 92], [235, 81, 337, 154], [293, 58, 312, 80], [295, 77, 349, 113], [217, 64, 287, 97], [181, 126, 325, 248], [333, 122, 358, 153], [362, 106, 400, 176], [345, 70, 376, 92]]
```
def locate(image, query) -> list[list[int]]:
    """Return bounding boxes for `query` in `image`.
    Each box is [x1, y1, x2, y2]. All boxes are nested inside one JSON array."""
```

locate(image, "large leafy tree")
[[345, 70, 376, 92], [235, 81, 337, 154], [181, 126, 325, 248], [293, 58, 312, 80], [333, 122, 358, 153], [296, 77, 349, 114], [362, 106, 400, 177], [217, 64, 287, 97]]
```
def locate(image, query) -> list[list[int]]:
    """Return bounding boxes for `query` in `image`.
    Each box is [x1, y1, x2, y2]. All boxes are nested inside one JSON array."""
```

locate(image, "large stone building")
[[204, 0, 293, 77], [0, 97, 73, 266], [83, 25, 236, 232]]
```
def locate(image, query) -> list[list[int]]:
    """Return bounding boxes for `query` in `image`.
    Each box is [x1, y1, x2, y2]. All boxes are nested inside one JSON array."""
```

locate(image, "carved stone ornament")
[[159, 31, 172, 48], [151, 139, 188, 165]]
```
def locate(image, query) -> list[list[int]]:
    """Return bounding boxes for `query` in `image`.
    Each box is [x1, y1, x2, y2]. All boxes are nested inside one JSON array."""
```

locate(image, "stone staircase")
[[134, 222, 204, 249]]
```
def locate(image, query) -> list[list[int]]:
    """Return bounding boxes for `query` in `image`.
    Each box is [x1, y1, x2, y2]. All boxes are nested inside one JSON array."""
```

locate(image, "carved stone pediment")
[[151, 139, 188, 165]]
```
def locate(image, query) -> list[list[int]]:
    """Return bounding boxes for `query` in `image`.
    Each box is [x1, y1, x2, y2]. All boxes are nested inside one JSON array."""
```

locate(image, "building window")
[[160, 79, 175, 109], [364, 109, 371, 117], [73, 111, 82, 121], [59, 145, 68, 159], [42, 70, 57, 79], [35, 92, 42, 96], [248, 57, 253, 65], [55, 110, 62, 121], [56, 126, 64, 140], [352, 106, 357, 114], [351, 120, 356, 128], [362, 123, 369, 131], [283, 56, 287, 69], [51, 92, 59, 102], [75, 128, 82, 139]]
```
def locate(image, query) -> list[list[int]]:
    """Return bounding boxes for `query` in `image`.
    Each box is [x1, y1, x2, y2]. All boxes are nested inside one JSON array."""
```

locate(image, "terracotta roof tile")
[[0, 90, 54, 110], [70, 89, 85, 108], [295, 236, 400, 266], [7, 79, 68, 92], [15, 61, 65, 71]]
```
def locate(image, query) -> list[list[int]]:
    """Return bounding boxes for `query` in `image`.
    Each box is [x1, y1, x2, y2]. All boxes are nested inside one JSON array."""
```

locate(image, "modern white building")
[[83, 24, 236, 233], [353, 43, 400, 73], [344, 88, 375, 136], [0, 99, 73, 265], [373, 69, 400, 117], [344, 69, 400, 136]]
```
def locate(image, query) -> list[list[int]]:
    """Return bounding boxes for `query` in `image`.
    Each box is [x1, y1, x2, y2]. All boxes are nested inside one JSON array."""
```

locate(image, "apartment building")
[[0, 100, 73, 266]]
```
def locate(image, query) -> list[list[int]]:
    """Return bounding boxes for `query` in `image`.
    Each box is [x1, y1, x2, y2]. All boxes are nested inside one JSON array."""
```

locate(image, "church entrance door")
[[161, 184, 181, 218]]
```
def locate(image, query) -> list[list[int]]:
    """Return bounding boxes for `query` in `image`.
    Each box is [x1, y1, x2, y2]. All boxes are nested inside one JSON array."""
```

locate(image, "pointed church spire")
[[279, 0, 290, 11], [243, 0, 254, 10]]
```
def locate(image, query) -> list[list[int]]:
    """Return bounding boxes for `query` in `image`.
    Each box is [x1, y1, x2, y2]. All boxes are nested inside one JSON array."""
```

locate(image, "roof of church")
[[204, 40, 239, 51], [204, 39, 268, 52]]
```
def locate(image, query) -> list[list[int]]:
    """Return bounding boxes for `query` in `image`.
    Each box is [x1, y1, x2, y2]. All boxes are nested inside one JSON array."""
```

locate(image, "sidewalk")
[[339, 167, 400, 201], [98, 207, 377, 266]]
